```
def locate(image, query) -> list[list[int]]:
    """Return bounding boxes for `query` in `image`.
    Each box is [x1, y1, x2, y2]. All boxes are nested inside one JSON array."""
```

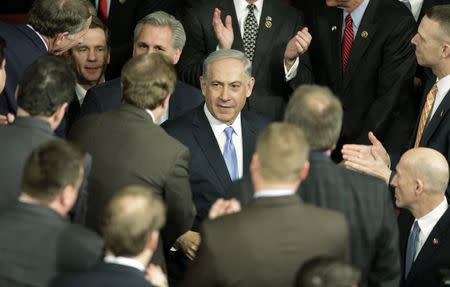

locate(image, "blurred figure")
[[296, 257, 361, 287], [0, 140, 103, 287], [51, 185, 168, 287]]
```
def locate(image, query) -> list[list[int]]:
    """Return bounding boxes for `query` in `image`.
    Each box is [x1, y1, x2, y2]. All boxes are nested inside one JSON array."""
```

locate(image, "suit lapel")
[[343, 0, 378, 90], [405, 206, 450, 285], [241, 111, 257, 175], [192, 107, 232, 191], [420, 90, 450, 146]]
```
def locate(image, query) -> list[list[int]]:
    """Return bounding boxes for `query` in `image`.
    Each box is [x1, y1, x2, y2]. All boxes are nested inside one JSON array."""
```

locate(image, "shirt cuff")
[[284, 57, 299, 81]]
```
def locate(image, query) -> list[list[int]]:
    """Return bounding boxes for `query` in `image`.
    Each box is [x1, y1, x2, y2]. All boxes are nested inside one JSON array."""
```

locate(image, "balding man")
[[393, 148, 450, 287]]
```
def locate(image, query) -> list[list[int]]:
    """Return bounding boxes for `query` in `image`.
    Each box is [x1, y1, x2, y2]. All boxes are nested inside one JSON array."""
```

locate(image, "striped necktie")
[[414, 83, 438, 147], [342, 14, 354, 74]]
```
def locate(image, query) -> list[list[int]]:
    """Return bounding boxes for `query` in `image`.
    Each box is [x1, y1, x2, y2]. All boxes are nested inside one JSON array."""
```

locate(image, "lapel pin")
[[265, 16, 272, 28], [119, 0, 126, 4], [440, 110, 444, 117], [361, 31, 368, 38], [331, 26, 337, 31], [433, 238, 439, 245]]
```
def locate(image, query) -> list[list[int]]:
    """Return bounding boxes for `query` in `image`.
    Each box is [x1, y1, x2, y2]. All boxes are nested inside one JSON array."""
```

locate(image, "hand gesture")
[[213, 8, 234, 49], [284, 27, 312, 70], [175, 230, 201, 261], [145, 264, 168, 287], [208, 198, 241, 220]]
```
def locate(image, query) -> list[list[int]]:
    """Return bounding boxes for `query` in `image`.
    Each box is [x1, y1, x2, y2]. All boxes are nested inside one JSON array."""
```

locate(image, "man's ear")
[[298, 160, 310, 182], [147, 231, 159, 252], [200, 76, 207, 97], [53, 102, 68, 123], [173, 47, 182, 64], [54, 32, 69, 47], [246, 77, 255, 98], [161, 94, 171, 109], [106, 48, 111, 64], [59, 184, 78, 212], [415, 178, 424, 196]]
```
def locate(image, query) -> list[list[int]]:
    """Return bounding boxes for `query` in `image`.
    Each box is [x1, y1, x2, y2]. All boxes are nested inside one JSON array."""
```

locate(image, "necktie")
[[414, 83, 438, 147], [224, 126, 238, 181], [98, 0, 108, 25], [342, 14, 354, 74], [405, 221, 420, 278], [243, 4, 258, 61]]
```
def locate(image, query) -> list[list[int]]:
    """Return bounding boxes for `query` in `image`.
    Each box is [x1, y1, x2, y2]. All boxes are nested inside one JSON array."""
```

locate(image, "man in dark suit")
[[0, 0, 93, 123], [303, 0, 417, 159], [78, 11, 204, 125], [227, 85, 400, 287], [163, 49, 269, 261], [178, 0, 313, 121], [90, 0, 177, 79], [51, 185, 168, 287], [183, 123, 350, 287], [69, 53, 195, 271], [391, 148, 450, 287], [342, 5, 450, 194], [0, 140, 104, 287], [0, 56, 90, 223], [63, 16, 110, 136]]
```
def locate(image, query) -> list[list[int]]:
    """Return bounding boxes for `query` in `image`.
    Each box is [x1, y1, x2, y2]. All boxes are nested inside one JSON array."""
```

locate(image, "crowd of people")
[[0, 0, 450, 286]]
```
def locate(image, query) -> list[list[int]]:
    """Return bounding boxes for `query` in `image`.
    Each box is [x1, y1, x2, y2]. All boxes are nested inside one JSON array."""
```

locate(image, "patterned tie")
[[414, 83, 438, 147], [223, 126, 238, 181], [342, 14, 354, 74], [243, 4, 258, 61], [97, 0, 108, 25], [405, 221, 420, 278]]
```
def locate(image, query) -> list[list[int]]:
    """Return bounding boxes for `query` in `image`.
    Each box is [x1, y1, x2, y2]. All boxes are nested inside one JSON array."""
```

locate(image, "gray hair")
[[133, 11, 186, 49], [202, 49, 252, 84], [284, 85, 343, 151]]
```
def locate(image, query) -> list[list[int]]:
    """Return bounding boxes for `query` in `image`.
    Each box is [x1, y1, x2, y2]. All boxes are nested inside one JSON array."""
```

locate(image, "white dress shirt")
[[430, 74, 450, 121], [408, 0, 424, 22], [104, 255, 145, 272], [232, 0, 299, 81], [342, 0, 370, 40], [413, 198, 448, 260], [75, 84, 87, 106], [254, 189, 296, 198], [204, 104, 243, 178], [145, 109, 156, 123]]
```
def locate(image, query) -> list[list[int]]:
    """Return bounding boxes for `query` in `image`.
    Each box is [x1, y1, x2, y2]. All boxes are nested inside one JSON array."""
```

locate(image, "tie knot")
[[247, 4, 256, 13], [224, 126, 234, 139], [345, 14, 352, 23], [430, 83, 438, 97], [412, 221, 420, 233]]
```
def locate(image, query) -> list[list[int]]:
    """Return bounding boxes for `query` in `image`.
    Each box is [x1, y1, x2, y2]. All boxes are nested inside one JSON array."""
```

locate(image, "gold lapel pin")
[[265, 16, 272, 28], [440, 110, 444, 117], [361, 31, 368, 38], [433, 238, 439, 245], [119, 0, 126, 4], [331, 26, 337, 31]]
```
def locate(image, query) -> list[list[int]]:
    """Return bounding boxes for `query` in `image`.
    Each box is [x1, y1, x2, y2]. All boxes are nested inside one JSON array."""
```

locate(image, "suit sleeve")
[[177, 8, 208, 88], [79, 88, 102, 119], [368, 186, 401, 287], [355, 15, 417, 145], [163, 144, 196, 247]]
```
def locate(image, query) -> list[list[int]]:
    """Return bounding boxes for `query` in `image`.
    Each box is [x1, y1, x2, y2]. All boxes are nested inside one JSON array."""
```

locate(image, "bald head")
[[402, 148, 449, 195]]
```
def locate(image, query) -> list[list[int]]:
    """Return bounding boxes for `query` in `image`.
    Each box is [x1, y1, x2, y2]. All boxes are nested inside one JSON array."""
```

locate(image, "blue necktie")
[[224, 126, 238, 181], [405, 221, 420, 278]]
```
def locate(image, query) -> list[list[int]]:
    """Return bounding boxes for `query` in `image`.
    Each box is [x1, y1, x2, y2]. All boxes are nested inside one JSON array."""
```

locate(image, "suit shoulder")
[[162, 108, 197, 132], [242, 110, 271, 130]]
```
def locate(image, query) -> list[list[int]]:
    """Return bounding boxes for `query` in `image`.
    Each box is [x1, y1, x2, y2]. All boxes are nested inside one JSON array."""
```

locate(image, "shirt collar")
[[234, 0, 264, 14], [145, 109, 156, 123], [26, 24, 49, 52], [416, 197, 448, 232], [343, 0, 370, 30], [436, 74, 450, 98], [254, 189, 296, 198], [75, 84, 87, 106], [203, 103, 242, 139], [104, 256, 145, 272]]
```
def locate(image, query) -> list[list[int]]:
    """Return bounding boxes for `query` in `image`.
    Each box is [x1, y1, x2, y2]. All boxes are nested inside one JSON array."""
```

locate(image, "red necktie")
[[98, 0, 108, 25], [342, 14, 353, 74]]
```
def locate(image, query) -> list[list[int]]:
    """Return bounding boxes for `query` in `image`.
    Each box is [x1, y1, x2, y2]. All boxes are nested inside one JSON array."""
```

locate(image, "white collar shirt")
[[75, 84, 87, 106], [430, 74, 450, 121], [254, 189, 296, 198], [145, 109, 156, 123], [204, 104, 243, 178], [104, 256, 145, 272], [342, 0, 370, 40]]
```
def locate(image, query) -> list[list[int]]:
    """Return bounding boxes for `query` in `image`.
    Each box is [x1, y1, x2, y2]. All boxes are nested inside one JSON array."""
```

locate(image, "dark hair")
[[17, 56, 75, 116], [21, 140, 85, 203], [90, 15, 111, 48], [28, 0, 92, 38], [101, 185, 166, 257], [0, 37, 5, 65], [296, 257, 361, 287], [425, 5, 450, 36]]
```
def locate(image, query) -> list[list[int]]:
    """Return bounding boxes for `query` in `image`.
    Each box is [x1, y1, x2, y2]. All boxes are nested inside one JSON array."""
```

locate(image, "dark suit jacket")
[[0, 202, 103, 287], [68, 104, 196, 270], [304, 0, 418, 154], [398, 206, 450, 287], [162, 104, 269, 230], [178, 0, 313, 121], [227, 152, 401, 287], [0, 23, 47, 115], [0, 116, 90, 224], [183, 195, 350, 287], [51, 262, 154, 287], [90, 0, 177, 79], [77, 78, 204, 123]]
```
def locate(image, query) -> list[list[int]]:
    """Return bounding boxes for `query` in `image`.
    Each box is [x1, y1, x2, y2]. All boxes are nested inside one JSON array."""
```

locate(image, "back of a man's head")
[[28, 0, 92, 38], [285, 85, 343, 151], [255, 123, 309, 184], [296, 257, 361, 287], [17, 56, 75, 117], [21, 140, 85, 203], [121, 53, 176, 110], [100, 185, 166, 257]]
